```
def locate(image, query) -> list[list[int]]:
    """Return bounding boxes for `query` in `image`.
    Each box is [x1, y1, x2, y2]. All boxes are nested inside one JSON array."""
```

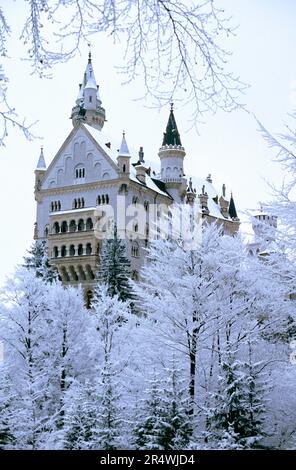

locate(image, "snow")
[[84, 124, 171, 198], [50, 207, 96, 215]]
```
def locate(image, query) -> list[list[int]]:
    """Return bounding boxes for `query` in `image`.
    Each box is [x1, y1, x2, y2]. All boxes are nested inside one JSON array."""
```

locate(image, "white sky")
[[1, 0, 295, 286]]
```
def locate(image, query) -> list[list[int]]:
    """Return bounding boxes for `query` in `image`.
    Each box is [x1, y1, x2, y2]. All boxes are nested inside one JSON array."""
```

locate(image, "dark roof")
[[151, 178, 173, 198], [162, 105, 182, 146], [229, 195, 238, 219]]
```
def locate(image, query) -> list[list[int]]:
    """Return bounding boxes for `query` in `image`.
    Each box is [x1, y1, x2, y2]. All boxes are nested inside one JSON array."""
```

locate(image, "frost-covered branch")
[[1, 0, 245, 145]]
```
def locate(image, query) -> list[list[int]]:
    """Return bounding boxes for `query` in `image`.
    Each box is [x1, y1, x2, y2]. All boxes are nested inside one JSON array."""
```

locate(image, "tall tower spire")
[[162, 103, 182, 146], [71, 51, 106, 130], [158, 104, 186, 200]]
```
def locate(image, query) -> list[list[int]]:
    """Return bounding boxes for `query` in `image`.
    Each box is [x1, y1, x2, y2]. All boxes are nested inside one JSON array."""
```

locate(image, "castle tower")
[[117, 132, 131, 178], [71, 51, 106, 130], [158, 104, 186, 201]]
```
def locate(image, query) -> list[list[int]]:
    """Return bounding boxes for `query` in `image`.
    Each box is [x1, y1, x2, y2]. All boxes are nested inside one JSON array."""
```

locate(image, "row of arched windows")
[[53, 242, 98, 258], [53, 217, 94, 234], [56, 195, 150, 212], [75, 167, 85, 179], [97, 194, 110, 205], [51, 201, 61, 212], [73, 198, 85, 209]]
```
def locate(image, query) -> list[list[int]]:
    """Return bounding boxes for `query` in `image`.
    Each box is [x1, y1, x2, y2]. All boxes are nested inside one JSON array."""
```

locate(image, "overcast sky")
[[1, 0, 296, 286]]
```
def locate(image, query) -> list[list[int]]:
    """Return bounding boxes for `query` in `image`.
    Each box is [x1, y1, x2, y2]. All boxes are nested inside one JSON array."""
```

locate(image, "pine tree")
[[62, 379, 98, 450], [23, 240, 58, 283], [0, 268, 51, 449], [159, 362, 192, 450], [94, 361, 123, 450], [91, 284, 130, 449], [0, 366, 16, 449], [207, 341, 268, 449], [97, 225, 133, 302], [133, 372, 166, 450]]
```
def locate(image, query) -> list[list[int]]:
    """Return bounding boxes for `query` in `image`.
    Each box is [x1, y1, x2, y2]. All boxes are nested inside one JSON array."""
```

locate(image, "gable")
[[41, 125, 119, 190]]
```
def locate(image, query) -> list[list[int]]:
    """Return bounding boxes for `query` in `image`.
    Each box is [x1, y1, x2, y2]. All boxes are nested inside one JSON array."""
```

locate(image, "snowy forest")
[[1, 160, 296, 450]]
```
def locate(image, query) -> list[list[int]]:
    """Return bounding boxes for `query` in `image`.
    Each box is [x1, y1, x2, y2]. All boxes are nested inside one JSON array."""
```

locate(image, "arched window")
[[123, 164, 126, 173], [144, 200, 149, 212], [97, 195, 101, 205], [119, 184, 128, 194], [44, 226, 49, 237], [51, 202, 54, 212], [78, 244, 83, 256], [77, 198, 81, 208], [134, 221, 138, 233], [61, 245, 67, 257], [106, 194, 109, 204], [131, 242, 139, 257], [132, 195, 139, 205], [85, 289, 93, 309], [53, 222, 60, 234], [102, 194, 105, 204], [96, 243, 100, 254], [61, 221, 68, 233], [132, 271, 139, 281], [77, 219, 85, 231], [81, 197, 85, 208], [75, 166, 85, 179], [86, 218, 93, 230], [58, 201, 61, 211], [69, 245, 75, 256], [86, 243, 92, 255], [53, 246, 59, 258], [69, 220, 76, 232]]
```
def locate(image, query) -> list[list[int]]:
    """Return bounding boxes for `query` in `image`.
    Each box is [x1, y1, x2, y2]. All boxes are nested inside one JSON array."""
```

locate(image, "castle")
[[34, 53, 240, 300]]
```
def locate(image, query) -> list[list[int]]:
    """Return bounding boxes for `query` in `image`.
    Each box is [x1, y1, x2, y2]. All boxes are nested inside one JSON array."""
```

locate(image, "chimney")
[[139, 146, 144, 163], [135, 163, 146, 184], [222, 183, 226, 198]]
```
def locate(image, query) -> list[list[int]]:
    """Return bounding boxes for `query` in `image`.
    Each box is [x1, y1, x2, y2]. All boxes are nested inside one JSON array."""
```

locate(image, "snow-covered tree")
[[0, 365, 16, 449], [61, 379, 98, 450], [133, 362, 191, 450], [97, 225, 133, 302], [44, 282, 94, 430], [23, 240, 58, 283], [90, 284, 131, 449], [133, 372, 167, 450], [0, 268, 50, 449]]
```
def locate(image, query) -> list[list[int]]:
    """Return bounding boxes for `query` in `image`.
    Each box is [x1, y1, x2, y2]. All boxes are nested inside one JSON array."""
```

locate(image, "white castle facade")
[[34, 53, 240, 302]]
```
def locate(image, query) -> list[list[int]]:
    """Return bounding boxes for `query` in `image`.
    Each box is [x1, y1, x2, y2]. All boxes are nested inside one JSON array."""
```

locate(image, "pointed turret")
[[158, 104, 186, 201], [34, 146, 46, 196], [162, 104, 182, 146], [36, 146, 46, 170], [71, 51, 106, 130], [117, 132, 131, 177], [119, 132, 131, 156], [229, 192, 238, 220]]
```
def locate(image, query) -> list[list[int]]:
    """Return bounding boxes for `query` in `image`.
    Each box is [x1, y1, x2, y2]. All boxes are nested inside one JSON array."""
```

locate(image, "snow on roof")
[[85, 76, 97, 90], [84, 124, 170, 198], [50, 207, 97, 216]]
